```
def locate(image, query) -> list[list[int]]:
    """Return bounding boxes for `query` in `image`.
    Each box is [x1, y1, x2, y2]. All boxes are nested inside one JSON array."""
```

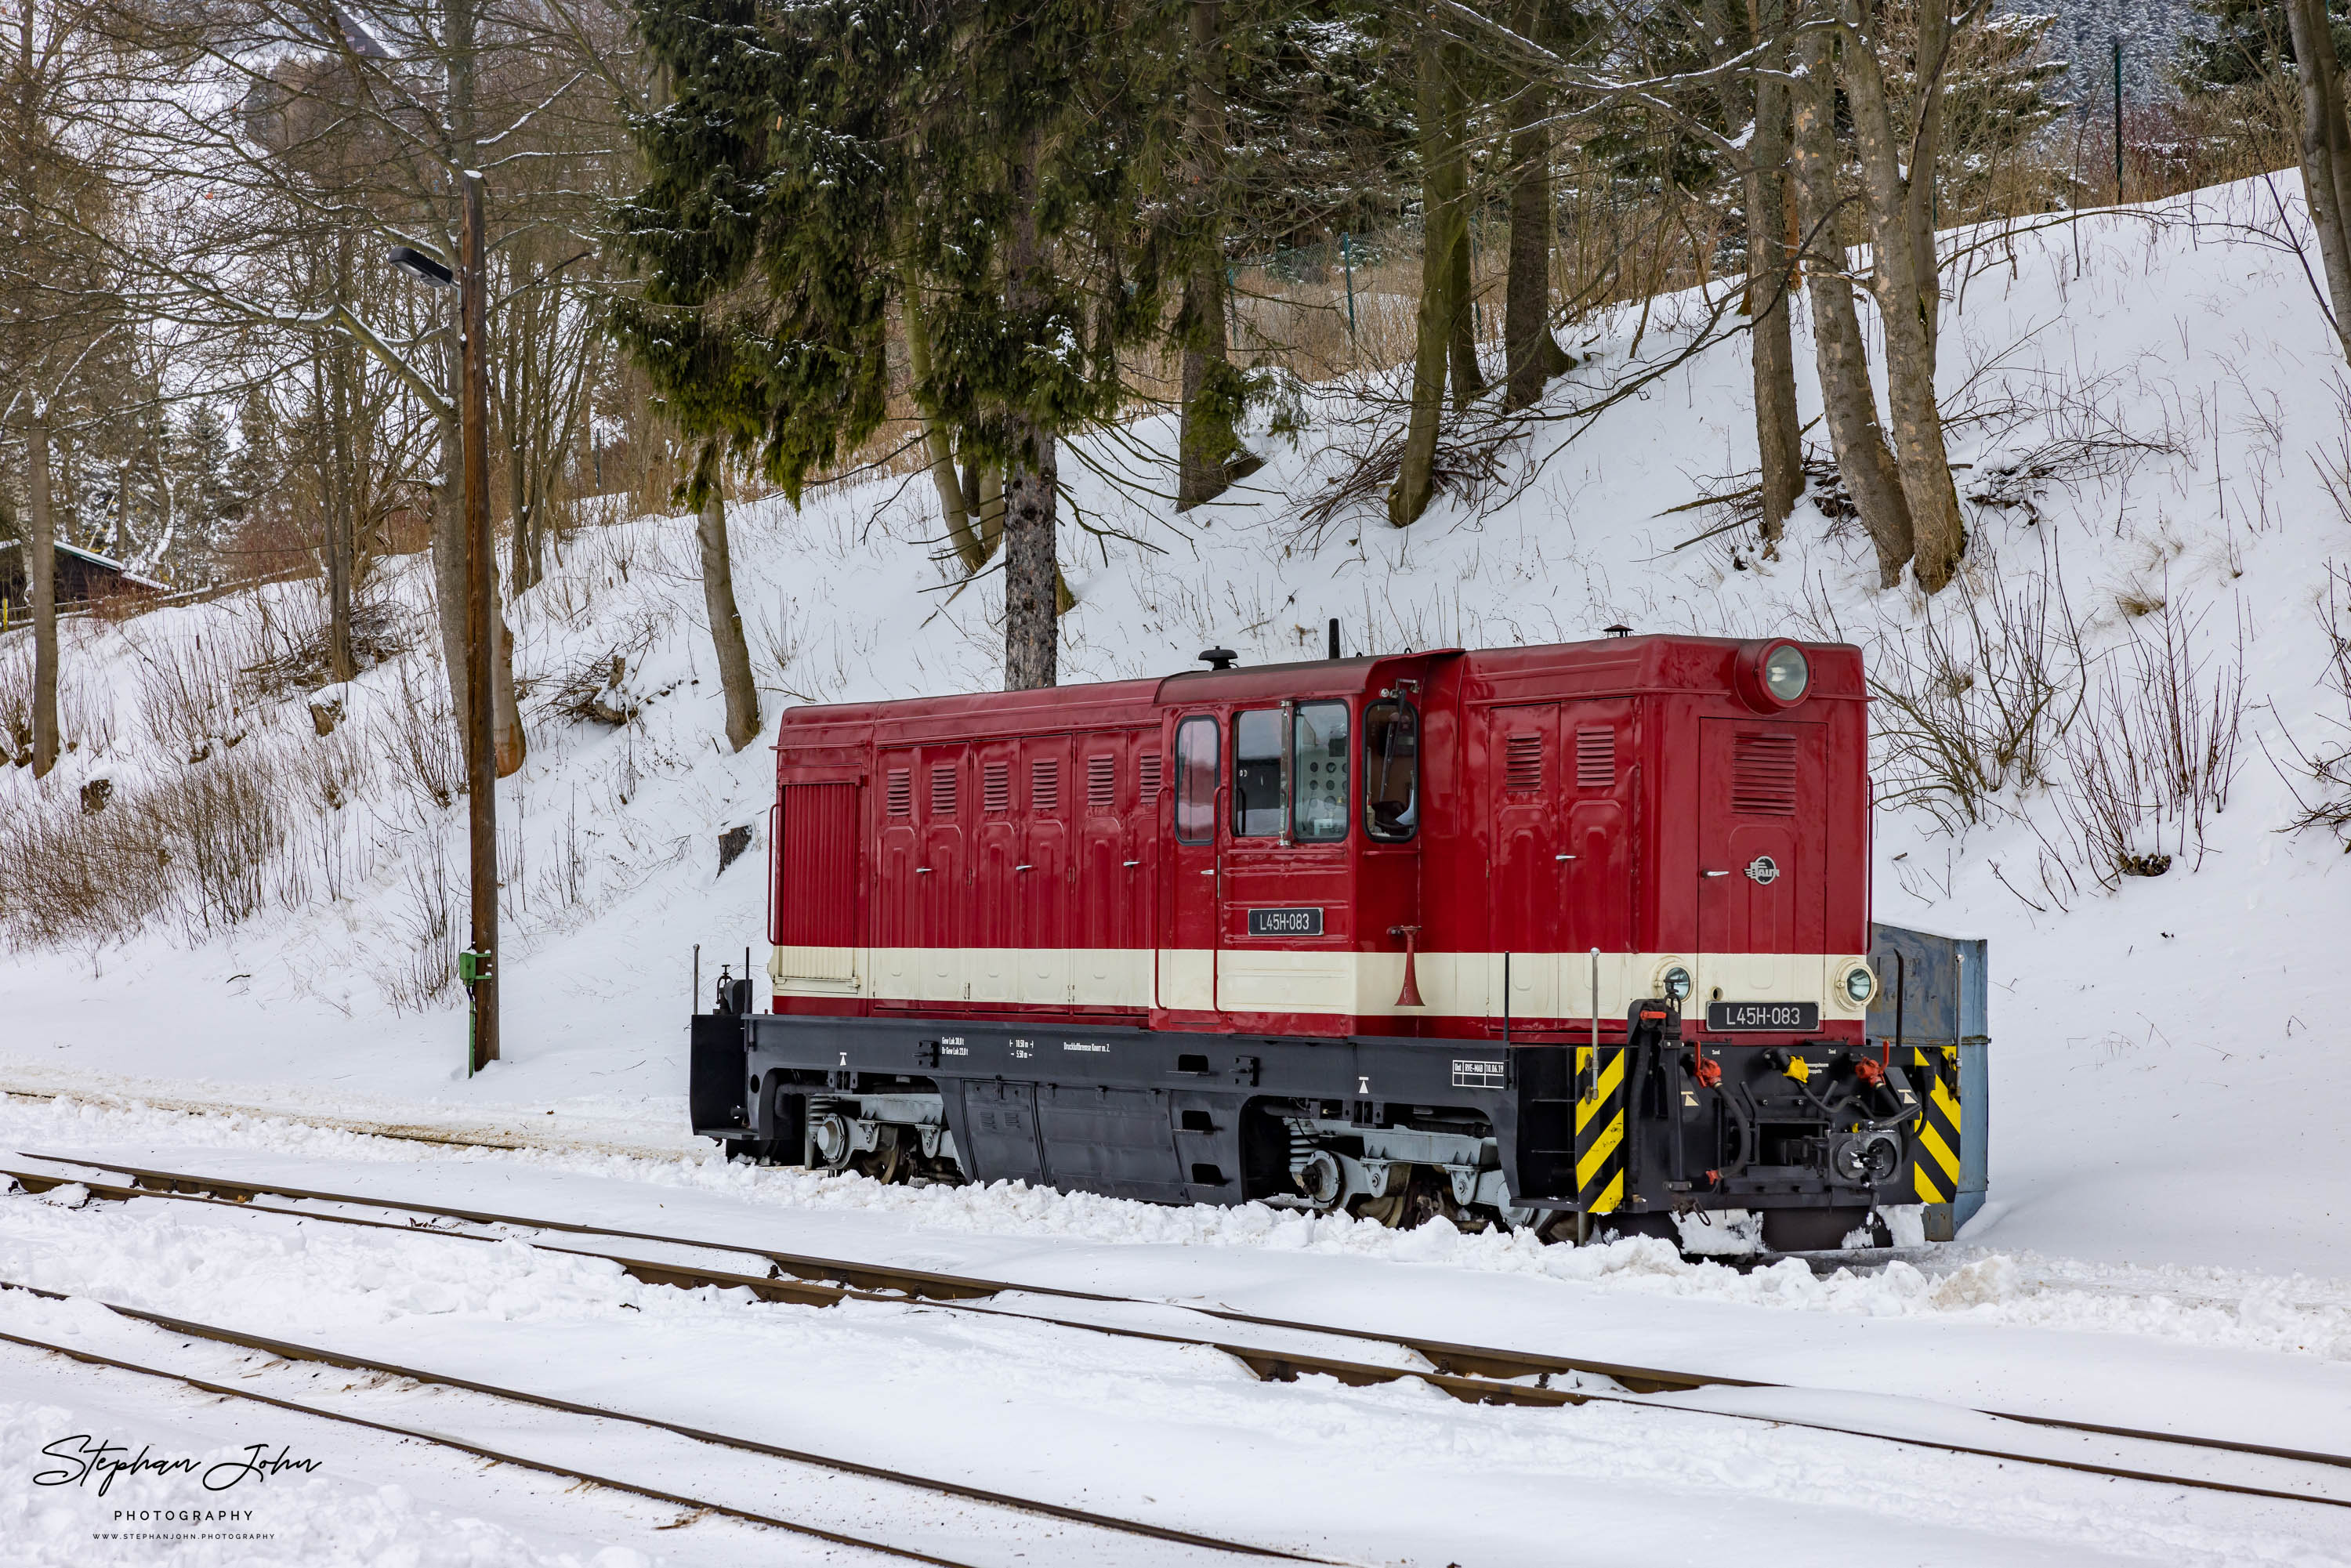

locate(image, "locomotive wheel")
[[1350, 1167, 1458, 1230], [1405, 1168, 1464, 1229], [847, 1127, 908, 1185]]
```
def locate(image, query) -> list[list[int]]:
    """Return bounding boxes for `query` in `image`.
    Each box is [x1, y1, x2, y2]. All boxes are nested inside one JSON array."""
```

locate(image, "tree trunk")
[[1002, 428, 1058, 690], [1177, 0, 1244, 510], [1502, 49, 1572, 413], [1388, 19, 1462, 527], [1002, 133, 1059, 690], [1728, 0, 1803, 545], [326, 331, 357, 683], [1791, 25, 1914, 588], [1177, 269, 1241, 509], [2288, 0, 2351, 360], [1904, 0, 1951, 367], [431, 411, 523, 773], [491, 584, 522, 775], [693, 454, 763, 751], [968, 459, 1005, 560], [1445, 85, 1484, 413], [111, 458, 132, 560], [903, 267, 982, 567], [1838, 4, 1967, 593], [27, 400, 58, 777], [505, 418, 531, 596], [434, 422, 524, 779], [431, 418, 471, 726]]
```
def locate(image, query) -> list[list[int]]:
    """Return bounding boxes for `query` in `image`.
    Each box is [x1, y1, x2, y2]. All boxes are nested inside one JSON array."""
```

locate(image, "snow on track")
[[5, 1129, 2351, 1565], [9, 1090, 2349, 1369]]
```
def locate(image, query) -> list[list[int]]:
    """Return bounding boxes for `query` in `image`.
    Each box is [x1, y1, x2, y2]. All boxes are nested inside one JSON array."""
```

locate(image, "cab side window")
[[1364, 698, 1419, 841], [1291, 701, 1349, 841], [1233, 709, 1284, 835], [1174, 715, 1219, 843]]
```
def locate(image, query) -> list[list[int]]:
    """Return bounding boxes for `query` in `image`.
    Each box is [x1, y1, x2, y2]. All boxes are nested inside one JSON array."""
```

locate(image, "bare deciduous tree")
[[1790, 17, 1914, 585]]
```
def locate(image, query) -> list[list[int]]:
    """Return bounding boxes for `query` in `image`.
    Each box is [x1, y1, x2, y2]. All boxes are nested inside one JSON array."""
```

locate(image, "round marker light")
[[1662, 965, 1693, 1001], [1764, 643, 1809, 702], [1843, 966, 1875, 1005]]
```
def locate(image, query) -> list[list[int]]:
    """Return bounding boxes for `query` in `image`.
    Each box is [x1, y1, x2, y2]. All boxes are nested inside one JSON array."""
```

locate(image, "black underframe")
[[690, 1012, 1915, 1214]]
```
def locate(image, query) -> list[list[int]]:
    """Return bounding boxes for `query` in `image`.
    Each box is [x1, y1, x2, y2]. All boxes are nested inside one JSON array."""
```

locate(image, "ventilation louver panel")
[[885, 768, 912, 818], [1732, 732, 1799, 815], [1503, 733, 1543, 792], [1575, 729, 1616, 790], [929, 764, 957, 817], [1138, 751, 1164, 804], [982, 761, 1010, 814], [1031, 759, 1060, 814], [1086, 755, 1116, 813]]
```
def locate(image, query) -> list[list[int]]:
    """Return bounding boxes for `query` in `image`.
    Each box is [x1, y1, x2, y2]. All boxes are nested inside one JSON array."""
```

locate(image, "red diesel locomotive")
[[689, 632, 1943, 1250]]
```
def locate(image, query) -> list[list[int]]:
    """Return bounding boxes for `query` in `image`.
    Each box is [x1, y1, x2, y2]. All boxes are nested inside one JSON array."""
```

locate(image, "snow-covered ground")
[[3, 1095, 2348, 1566], [4, 174, 2350, 1561]]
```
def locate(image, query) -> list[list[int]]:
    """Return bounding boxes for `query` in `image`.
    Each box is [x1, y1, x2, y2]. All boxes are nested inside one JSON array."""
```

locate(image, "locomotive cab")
[[692, 632, 1962, 1252]]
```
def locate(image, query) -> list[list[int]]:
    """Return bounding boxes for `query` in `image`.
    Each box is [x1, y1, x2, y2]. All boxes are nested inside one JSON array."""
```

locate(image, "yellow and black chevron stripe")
[[1573, 1044, 1628, 1214], [1907, 1047, 1962, 1204]]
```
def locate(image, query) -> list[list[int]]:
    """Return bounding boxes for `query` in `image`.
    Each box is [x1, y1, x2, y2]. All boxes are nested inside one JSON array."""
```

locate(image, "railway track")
[[8, 1147, 2350, 1515], [0, 1249, 1345, 1565], [0, 1085, 1945, 1276]]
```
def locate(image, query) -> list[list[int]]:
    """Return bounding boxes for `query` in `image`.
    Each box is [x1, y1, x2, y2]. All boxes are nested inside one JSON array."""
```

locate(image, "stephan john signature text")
[[34, 1436, 322, 1497]]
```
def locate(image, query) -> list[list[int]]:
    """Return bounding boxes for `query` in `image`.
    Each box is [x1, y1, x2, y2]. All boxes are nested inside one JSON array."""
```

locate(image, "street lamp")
[[388, 179, 499, 1076], [388, 246, 455, 288]]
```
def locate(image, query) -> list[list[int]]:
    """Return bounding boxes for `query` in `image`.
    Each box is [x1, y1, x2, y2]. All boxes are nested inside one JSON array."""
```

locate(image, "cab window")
[[1291, 701, 1349, 841], [1364, 698, 1419, 841], [1233, 709, 1284, 835], [1174, 715, 1219, 843]]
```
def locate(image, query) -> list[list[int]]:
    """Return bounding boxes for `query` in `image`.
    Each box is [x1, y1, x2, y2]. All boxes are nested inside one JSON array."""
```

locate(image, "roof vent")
[[1198, 647, 1238, 670], [1603, 623, 1633, 639]]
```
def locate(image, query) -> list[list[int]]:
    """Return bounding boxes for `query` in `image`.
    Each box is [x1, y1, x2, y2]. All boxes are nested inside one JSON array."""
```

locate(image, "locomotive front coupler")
[[1652, 1039, 1922, 1200]]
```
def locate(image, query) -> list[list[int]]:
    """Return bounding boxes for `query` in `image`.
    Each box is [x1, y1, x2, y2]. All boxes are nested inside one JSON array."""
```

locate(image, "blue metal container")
[[1867, 923, 1989, 1237]]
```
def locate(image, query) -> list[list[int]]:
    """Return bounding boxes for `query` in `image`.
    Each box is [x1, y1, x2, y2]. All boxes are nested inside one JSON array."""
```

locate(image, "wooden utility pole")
[[459, 171, 500, 1069]]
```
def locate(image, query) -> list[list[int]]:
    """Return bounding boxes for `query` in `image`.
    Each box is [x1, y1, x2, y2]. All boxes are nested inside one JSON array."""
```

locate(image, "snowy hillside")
[[3, 173, 2347, 1286]]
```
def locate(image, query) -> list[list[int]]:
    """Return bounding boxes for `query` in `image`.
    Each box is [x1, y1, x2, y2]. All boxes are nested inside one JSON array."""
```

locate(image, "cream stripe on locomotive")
[[771, 944, 1874, 1020]]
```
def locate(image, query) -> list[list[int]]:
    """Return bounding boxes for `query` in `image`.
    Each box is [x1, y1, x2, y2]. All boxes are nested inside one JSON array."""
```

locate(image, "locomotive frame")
[[689, 633, 1957, 1249]]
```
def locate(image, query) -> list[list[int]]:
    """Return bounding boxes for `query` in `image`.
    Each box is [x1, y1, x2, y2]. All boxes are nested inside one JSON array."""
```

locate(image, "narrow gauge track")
[[0, 1086, 1939, 1277], [0, 1299, 983, 1568], [0, 1281, 1345, 1568], [9, 1150, 2351, 1514], [0, 1083, 1945, 1278]]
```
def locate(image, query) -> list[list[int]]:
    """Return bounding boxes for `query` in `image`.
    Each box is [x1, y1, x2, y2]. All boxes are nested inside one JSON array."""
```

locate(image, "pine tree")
[[615, 0, 1183, 690], [2175, 0, 2348, 94]]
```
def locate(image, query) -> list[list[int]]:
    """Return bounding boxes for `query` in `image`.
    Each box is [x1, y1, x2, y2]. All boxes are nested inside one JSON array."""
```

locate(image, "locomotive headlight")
[[1842, 965, 1877, 1005], [1764, 643, 1809, 702], [1661, 964, 1694, 1001], [1737, 638, 1815, 712]]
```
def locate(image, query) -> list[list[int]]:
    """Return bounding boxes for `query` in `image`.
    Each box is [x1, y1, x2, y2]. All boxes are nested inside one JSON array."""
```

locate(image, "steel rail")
[[0, 1275, 1346, 1565], [0, 1307, 978, 1567], [8, 1151, 1726, 1390], [13, 1152, 2351, 1511]]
